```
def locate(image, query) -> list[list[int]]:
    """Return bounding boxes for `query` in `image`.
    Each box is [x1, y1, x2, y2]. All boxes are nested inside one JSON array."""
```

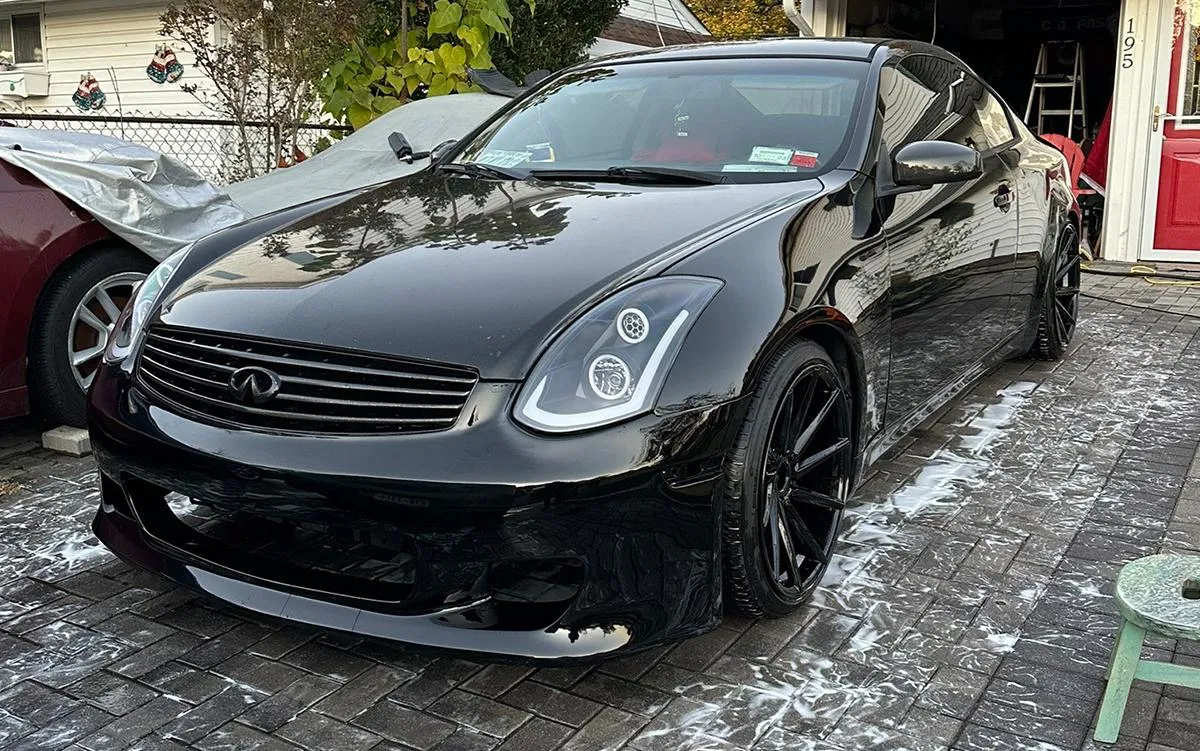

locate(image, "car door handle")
[[993, 185, 1013, 212]]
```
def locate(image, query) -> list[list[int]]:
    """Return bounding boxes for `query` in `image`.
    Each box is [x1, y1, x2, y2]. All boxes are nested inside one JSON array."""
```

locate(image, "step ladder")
[[1025, 41, 1088, 140]]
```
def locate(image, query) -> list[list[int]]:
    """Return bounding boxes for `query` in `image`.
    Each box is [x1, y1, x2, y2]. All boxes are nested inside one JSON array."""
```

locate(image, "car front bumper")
[[89, 361, 743, 663]]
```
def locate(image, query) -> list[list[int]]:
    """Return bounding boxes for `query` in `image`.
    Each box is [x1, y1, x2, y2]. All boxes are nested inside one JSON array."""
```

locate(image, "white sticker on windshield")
[[722, 163, 798, 173], [477, 150, 531, 168], [749, 146, 795, 165], [526, 143, 556, 162]]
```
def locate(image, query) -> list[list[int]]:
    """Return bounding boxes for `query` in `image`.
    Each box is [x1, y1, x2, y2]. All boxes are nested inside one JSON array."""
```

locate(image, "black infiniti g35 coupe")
[[89, 39, 1080, 662]]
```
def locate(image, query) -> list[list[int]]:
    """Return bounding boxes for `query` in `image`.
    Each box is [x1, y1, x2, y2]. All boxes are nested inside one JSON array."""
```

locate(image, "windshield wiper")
[[437, 161, 525, 180], [529, 166, 727, 185]]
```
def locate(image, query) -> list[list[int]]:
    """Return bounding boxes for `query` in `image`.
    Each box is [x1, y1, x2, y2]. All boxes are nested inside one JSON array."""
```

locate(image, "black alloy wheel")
[[723, 340, 854, 617], [1031, 225, 1081, 360]]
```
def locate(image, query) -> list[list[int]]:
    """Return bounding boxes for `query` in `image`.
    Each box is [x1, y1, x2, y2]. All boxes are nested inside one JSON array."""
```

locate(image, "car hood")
[[161, 172, 822, 379]]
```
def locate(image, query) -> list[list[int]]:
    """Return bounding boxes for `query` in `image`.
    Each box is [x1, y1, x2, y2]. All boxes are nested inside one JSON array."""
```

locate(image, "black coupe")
[[90, 39, 1079, 661]]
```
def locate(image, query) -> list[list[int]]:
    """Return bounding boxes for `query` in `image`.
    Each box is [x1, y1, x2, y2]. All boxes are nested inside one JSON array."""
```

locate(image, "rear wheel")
[[29, 246, 151, 427], [721, 340, 854, 617], [1030, 225, 1080, 361]]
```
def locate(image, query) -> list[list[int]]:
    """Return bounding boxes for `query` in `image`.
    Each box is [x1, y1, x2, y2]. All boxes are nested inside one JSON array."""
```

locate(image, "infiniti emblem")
[[227, 366, 282, 405]]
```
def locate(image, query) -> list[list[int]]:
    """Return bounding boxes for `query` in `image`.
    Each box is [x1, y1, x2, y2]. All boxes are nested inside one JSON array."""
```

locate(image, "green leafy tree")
[[490, 0, 625, 83], [162, 0, 362, 179], [688, 0, 792, 40], [322, 0, 534, 128]]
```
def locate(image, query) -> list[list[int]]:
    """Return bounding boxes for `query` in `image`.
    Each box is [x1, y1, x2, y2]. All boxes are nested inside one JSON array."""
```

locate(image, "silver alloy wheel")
[[67, 271, 145, 391]]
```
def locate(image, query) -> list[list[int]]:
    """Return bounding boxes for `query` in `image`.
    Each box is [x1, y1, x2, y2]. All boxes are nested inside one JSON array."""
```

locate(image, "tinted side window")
[[878, 60, 949, 148], [879, 56, 1005, 153], [879, 56, 962, 146], [975, 87, 1016, 150]]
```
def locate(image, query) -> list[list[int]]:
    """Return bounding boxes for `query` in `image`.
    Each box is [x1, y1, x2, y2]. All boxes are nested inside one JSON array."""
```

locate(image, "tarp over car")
[[0, 92, 509, 262], [0, 129, 247, 262], [226, 93, 508, 217]]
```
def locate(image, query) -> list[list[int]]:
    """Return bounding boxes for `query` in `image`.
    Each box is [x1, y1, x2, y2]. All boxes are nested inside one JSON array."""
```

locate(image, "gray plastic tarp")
[[0, 129, 248, 262], [225, 93, 508, 217], [0, 92, 509, 262]]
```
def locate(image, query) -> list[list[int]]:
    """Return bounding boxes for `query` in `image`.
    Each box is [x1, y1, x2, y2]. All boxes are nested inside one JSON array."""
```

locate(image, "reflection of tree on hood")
[[256, 173, 573, 278]]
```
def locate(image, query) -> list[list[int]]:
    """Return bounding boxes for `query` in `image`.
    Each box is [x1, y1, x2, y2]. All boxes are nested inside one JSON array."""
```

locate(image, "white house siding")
[[621, 0, 707, 34], [35, 0, 203, 113], [587, 37, 647, 57]]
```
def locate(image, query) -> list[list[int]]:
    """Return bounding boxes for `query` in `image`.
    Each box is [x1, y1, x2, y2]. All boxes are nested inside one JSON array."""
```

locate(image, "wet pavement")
[[1, 266, 1198, 751]]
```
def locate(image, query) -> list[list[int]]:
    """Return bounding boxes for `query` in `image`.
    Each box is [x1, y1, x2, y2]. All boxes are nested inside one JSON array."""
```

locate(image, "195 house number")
[[1123, 17, 1137, 69]]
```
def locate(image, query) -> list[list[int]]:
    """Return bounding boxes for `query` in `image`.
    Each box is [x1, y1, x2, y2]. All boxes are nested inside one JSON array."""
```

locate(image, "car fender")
[[659, 175, 890, 460], [1029, 141, 1080, 306], [0, 163, 112, 412]]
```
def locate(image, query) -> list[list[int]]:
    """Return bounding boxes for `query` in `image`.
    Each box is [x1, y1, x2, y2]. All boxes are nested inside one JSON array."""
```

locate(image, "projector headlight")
[[514, 276, 722, 433]]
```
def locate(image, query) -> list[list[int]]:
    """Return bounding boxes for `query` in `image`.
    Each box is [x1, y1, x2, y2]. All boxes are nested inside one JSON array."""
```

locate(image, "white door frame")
[[1139, 0, 1200, 260], [787, 0, 847, 37], [1101, 0, 1177, 262], [812, 0, 847, 37]]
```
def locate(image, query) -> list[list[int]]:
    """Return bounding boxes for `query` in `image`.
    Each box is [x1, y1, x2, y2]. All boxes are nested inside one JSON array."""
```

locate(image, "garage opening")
[[843, 0, 1122, 252]]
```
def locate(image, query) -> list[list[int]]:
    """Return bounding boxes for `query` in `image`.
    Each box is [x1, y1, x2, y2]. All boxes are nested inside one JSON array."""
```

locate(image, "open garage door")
[[843, 1, 1121, 253]]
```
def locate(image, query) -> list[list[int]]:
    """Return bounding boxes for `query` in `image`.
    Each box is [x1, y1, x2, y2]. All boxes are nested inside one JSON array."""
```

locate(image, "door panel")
[[878, 57, 1019, 428], [1155, 141, 1200, 248], [1151, 1, 1200, 254]]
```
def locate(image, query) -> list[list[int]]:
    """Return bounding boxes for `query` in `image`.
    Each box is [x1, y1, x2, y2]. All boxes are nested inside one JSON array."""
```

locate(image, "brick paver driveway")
[[1, 268, 1198, 751]]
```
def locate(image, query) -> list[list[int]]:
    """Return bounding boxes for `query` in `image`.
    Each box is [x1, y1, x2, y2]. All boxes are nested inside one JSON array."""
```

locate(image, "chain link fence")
[[2, 109, 351, 184]]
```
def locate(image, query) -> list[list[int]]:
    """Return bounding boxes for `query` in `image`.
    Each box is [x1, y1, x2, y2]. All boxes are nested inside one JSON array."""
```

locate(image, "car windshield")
[[454, 57, 869, 183]]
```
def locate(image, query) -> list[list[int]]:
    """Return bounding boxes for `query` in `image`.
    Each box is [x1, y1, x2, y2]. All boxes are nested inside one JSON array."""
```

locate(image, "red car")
[[0, 90, 512, 428], [1, 160, 152, 426]]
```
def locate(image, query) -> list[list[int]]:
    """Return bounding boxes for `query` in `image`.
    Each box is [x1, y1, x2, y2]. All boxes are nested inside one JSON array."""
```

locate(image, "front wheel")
[[721, 340, 855, 618], [1029, 225, 1081, 361], [29, 245, 151, 427]]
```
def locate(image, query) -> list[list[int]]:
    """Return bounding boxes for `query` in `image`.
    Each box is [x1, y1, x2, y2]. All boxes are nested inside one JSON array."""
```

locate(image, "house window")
[[0, 13, 44, 65]]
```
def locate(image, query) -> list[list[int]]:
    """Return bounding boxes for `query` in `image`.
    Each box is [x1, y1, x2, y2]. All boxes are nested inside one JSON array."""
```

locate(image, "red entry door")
[[1153, 4, 1200, 254]]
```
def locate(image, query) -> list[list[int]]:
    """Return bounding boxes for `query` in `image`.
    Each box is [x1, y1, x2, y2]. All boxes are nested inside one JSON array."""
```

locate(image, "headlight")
[[104, 247, 189, 363], [514, 276, 722, 433]]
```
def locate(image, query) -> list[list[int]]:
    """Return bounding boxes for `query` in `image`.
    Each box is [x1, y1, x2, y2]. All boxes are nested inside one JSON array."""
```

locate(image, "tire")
[[1029, 224, 1081, 361], [721, 339, 855, 618], [28, 245, 152, 427]]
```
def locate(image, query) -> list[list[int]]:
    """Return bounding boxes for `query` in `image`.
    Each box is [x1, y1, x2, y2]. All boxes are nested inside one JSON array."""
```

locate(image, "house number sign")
[[1122, 17, 1137, 69]]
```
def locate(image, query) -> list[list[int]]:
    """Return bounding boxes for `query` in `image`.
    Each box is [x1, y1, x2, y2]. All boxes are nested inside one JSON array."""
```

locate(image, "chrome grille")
[[136, 325, 478, 434]]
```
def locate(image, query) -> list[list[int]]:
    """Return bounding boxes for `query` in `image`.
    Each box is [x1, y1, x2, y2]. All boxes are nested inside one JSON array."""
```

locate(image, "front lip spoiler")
[[94, 510, 633, 661]]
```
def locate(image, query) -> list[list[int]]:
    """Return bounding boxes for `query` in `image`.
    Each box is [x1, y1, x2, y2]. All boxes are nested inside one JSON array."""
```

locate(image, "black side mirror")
[[879, 140, 983, 197]]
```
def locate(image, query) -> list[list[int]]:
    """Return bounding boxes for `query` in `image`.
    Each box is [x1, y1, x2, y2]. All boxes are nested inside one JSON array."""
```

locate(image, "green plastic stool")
[[1094, 554, 1200, 743]]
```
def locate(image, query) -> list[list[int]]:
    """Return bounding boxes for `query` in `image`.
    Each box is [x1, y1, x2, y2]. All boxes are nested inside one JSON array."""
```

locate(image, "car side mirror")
[[879, 140, 983, 197]]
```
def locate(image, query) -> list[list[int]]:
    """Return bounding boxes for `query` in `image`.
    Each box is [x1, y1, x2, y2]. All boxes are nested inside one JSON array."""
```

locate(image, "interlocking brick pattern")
[[1, 267, 1198, 750]]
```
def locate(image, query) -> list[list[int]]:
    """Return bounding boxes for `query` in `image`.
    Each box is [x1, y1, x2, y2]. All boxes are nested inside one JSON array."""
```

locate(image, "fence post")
[[272, 122, 282, 173]]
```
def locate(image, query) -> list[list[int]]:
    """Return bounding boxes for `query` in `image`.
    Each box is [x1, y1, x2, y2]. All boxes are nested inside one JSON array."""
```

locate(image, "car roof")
[[591, 37, 882, 64], [584, 36, 961, 67]]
